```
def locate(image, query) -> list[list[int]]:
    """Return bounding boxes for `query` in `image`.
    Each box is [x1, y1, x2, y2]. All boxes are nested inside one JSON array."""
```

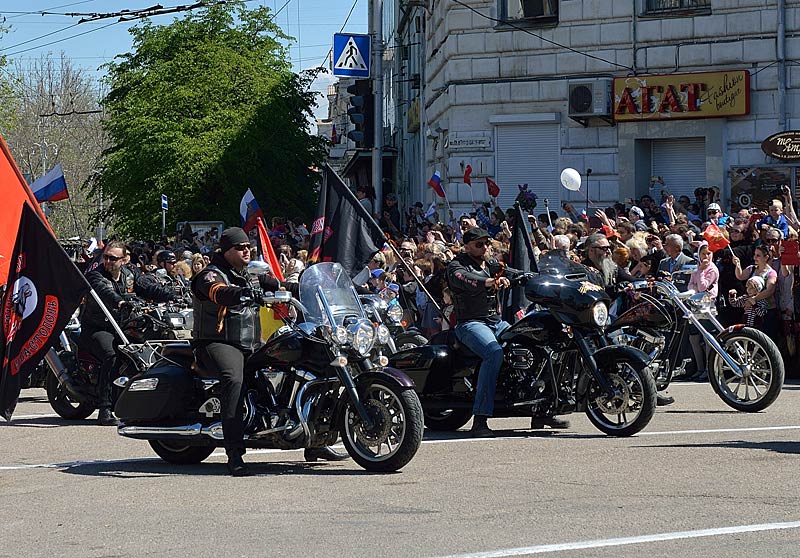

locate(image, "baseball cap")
[[707, 203, 722, 212], [463, 227, 490, 244], [629, 206, 644, 218]]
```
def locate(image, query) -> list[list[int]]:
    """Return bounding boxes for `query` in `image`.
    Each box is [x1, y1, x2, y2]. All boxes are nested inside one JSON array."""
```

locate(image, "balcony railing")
[[645, 0, 711, 14]]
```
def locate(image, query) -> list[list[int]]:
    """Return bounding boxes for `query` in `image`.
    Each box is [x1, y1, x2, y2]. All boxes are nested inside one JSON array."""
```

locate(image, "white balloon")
[[560, 168, 582, 191]]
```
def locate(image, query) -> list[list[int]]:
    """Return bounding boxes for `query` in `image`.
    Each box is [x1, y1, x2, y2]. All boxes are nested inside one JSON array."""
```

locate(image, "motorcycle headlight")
[[376, 324, 391, 345], [591, 302, 608, 327], [347, 319, 375, 356], [326, 325, 348, 345], [386, 304, 403, 324]]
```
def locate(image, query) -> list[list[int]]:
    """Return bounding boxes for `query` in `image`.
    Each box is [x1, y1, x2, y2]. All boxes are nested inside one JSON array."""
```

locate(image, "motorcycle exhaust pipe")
[[44, 347, 83, 401]]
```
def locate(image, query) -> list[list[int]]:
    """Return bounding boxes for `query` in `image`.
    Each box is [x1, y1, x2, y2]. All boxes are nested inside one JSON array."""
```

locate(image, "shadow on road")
[[59, 459, 384, 478], [1, 417, 98, 428], [636, 439, 800, 455], [422, 429, 604, 441], [659, 409, 741, 414]]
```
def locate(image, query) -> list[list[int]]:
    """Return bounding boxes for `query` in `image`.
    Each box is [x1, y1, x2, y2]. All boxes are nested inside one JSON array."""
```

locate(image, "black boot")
[[470, 415, 495, 438], [226, 450, 250, 477], [97, 408, 119, 426], [531, 416, 570, 430], [656, 392, 675, 406], [304, 446, 350, 462]]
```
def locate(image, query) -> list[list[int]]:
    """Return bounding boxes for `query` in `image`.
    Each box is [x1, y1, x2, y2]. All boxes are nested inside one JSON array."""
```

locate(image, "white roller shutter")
[[651, 138, 706, 201], [495, 123, 560, 213]]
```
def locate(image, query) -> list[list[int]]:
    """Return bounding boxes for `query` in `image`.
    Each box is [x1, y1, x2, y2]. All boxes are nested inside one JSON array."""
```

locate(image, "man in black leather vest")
[[446, 228, 524, 438], [192, 228, 346, 476], [83, 241, 176, 425]]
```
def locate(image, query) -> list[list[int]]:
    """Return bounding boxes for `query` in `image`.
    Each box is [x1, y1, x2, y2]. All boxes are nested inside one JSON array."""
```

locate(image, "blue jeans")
[[455, 319, 510, 417]]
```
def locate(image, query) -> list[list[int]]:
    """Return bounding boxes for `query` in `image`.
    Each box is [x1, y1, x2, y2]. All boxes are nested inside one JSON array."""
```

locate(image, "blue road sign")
[[333, 33, 370, 78], [161, 194, 168, 211]]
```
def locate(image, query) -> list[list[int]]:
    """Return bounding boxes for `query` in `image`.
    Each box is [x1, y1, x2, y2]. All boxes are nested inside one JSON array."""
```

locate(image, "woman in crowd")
[[687, 241, 719, 381]]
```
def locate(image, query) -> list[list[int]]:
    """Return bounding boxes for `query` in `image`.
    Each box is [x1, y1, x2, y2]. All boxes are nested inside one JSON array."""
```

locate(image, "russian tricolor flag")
[[30, 163, 68, 202], [428, 170, 445, 198], [240, 188, 265, 233]]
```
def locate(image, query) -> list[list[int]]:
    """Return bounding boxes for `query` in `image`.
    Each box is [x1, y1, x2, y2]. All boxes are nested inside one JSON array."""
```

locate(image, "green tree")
[[99, 2, 326, 238]]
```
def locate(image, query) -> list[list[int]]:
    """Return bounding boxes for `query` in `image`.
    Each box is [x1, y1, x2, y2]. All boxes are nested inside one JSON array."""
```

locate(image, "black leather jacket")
[[191, 252, 279, 353], [82, 265, 175, 331], [447, 252, 521, 323]]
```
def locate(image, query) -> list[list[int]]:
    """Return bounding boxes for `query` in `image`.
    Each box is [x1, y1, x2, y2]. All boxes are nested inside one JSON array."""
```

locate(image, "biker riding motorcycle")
[[191, 227, 346, 476], [447, 227, 564, 437], [83, 241, 178, 425], [155, 250, 190, 298]]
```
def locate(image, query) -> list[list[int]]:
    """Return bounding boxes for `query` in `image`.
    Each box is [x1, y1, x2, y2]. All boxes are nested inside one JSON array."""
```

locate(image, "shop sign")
[[613, 70, 750, 122], [761, 131, 800, 161], [407, 97, 421, 133], [445, 132, 492, 151]]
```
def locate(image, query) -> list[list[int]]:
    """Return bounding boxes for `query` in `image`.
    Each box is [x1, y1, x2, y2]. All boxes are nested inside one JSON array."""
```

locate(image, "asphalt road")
[[2, 382, 800, 558]]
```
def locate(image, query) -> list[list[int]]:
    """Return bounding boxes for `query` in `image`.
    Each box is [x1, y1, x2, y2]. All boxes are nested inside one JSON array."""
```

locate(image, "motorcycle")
[[360, 294, 428, 351], [23, 312, 80, 390], [45, 300, 193, 420], [606, 275, 784, 412], [114, 262, 424, 472], [389, 252, 657, 436]]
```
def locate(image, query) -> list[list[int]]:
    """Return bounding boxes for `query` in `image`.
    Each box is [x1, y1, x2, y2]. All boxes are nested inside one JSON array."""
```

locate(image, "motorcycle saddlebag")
[[115, 364, 193, 421], [389, 344, 452, 394]]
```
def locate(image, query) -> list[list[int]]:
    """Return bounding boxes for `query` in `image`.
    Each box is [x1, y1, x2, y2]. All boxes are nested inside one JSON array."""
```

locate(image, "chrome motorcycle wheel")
[[585, 361, 656, 437], [709, 328, 784, 412], [341, 380, 423, 472]]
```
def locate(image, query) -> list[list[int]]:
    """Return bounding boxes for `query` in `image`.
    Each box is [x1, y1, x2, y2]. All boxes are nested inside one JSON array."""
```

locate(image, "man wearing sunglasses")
[[446, 227, 526, 438], [83, 241, 178, 425]]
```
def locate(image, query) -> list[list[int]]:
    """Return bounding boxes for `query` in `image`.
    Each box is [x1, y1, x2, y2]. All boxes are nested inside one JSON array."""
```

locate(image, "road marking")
[[4, 413, 61, 420], [4, 424, 800, 471], [434, 521, 800, 557]]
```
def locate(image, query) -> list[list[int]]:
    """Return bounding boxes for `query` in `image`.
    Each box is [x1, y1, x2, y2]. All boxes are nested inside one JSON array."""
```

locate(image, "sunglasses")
[[103, 254, 122, 262], [233, 243, 252, 251], [593, 245, 612, 252], [708, 209, 719, 215], [473, 242, 488, 249], [765, 238, 780, 244]]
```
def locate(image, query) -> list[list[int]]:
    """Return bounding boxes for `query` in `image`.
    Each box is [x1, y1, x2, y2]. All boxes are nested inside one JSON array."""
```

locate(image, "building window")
[[644, 0, 711, 16], [500, 0, 558, 24]]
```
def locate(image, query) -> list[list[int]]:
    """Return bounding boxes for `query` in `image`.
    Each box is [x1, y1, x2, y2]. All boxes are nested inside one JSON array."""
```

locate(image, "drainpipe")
[[778, 0, 786, 129], [632, 0, 638, 73]]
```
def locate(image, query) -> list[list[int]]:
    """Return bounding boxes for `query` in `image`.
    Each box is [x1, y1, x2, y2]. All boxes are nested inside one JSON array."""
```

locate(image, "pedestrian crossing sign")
[[333, 33, 370, 78]]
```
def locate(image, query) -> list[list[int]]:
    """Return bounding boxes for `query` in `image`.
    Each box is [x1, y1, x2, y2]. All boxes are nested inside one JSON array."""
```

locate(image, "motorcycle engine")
[[502, 345, 546, 403]]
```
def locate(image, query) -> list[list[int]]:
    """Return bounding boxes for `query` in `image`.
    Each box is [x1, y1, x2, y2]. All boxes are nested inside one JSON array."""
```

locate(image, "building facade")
[[405, 0, 800, 215]]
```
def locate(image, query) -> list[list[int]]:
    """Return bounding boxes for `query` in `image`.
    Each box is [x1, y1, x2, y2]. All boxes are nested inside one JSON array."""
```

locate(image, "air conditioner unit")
[[568, 79, 613, 118]]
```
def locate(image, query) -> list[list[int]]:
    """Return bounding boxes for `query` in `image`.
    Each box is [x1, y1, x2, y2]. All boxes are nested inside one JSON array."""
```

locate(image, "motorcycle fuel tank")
[[608, 299, 672, 331]]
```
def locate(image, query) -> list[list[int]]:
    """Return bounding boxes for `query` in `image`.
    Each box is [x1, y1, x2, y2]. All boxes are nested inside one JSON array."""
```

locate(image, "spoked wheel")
[[341, 380, 423, 472], [585, 361, 656, 436], [148, 441, 215, 464], [45, 368, 95, 420], [709, 327, 784, 412], [423, 408, 472, 431]]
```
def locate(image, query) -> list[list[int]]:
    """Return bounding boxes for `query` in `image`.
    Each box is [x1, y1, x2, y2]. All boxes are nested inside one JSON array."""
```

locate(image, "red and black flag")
[[503, 202, 538, 323], [0, 203, 89, 420], [308, 165, 386, 278]]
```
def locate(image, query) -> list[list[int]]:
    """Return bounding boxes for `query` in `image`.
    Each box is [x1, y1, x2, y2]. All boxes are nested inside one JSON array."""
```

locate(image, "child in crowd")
[[381, 283, 401, 311], [728, 276, 769, 328]]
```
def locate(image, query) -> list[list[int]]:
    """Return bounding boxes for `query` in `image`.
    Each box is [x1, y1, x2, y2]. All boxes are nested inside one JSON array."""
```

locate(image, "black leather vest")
[[192, 264, 261, 352]]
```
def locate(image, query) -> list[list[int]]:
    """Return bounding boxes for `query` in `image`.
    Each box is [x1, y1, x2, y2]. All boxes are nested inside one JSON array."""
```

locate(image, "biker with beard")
[[83, 241, 178, 425], [447, 227, 567, 437], [582, 233, 676, 407], [192, 227, 347, 476]]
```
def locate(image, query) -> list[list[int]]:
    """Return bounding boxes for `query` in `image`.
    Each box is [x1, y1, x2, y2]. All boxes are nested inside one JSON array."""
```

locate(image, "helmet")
[[156, 250, 177, 264]]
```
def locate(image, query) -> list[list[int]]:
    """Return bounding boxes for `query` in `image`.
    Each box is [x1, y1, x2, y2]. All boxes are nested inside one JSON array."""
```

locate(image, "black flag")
[[0, 203, 89, 420], [308, 165, 386, 278], [503, 202, 538, 323]]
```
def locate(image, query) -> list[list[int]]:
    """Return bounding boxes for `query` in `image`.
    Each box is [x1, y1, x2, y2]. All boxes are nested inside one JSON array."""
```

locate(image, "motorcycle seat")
[[160, 344, 217, 379], [445, 330, 480, 359]]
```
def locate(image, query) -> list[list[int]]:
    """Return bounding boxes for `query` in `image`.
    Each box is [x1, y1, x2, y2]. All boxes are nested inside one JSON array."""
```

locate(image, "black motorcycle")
[[45, 300, 192, 420], [114, 262, 424, 472], [360, 294, 428, 351], [606, 275, 784, 412], [390, 253, 657, 436]]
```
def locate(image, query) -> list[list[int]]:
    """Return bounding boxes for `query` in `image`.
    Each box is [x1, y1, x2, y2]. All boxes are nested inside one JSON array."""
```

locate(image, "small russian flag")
[[240, 188, 265, 232], [30, 163, 68, 202], [428, 171, 445, 198]]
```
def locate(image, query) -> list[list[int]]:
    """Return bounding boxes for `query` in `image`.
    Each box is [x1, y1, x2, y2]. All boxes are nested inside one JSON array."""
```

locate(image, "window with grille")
[[499, 0, 559, 23], [644, 0, 711, 16]]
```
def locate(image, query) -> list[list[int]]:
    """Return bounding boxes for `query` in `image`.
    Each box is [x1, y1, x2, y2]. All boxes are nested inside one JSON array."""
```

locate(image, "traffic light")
[[346, 79, 374, 148]]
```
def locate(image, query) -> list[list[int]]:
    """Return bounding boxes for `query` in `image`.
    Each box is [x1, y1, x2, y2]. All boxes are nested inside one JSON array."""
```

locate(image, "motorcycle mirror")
[[246, 261, 271, 275], [263, 291, 292, 304], [560, 168, 582, 192]]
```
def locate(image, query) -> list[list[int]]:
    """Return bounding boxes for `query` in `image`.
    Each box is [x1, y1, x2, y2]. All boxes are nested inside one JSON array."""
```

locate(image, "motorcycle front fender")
[[355, 367, 416, 391]]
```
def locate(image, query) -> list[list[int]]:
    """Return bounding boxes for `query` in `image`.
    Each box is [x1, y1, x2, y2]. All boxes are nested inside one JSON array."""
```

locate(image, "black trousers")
[[195, 342, 247, 454], [81, 329, 117, 409]]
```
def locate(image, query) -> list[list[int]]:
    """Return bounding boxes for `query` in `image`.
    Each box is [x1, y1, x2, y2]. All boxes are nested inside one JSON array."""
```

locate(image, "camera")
[[646, 235, 657, 243]]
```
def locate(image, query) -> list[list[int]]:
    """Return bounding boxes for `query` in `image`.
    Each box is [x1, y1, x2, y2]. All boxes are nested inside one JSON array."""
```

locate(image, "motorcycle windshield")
[[299, 262, 364, 327], [537, 251, 592, 279]]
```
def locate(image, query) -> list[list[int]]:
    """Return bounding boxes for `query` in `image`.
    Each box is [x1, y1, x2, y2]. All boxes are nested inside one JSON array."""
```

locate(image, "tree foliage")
[[99, 2, 326, 238]]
